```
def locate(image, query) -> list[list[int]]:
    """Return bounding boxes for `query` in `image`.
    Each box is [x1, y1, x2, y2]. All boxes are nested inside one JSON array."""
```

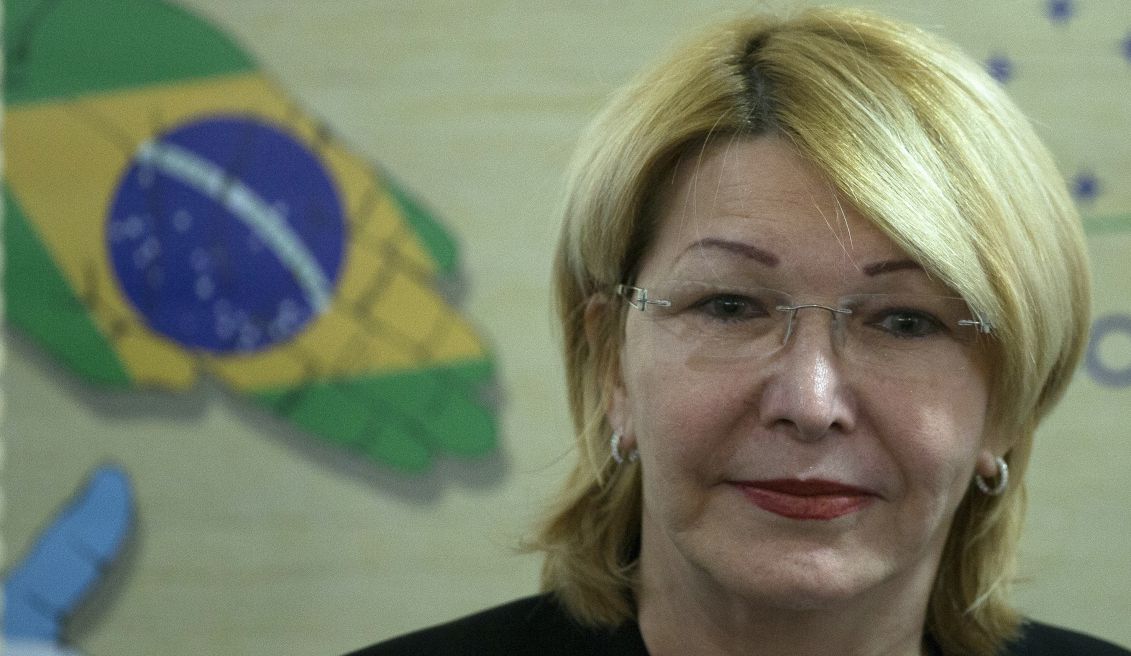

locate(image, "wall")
[[3, 1, 1129, 654]]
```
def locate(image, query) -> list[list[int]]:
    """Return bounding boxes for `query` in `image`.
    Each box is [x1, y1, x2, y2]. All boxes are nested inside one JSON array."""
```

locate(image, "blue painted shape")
[[3, 466, 134, 641], [1086, 314, 1131, 388], [1047, 0, 1074, 22], [3, 640, 83, 656], [986, 54, 1014, 83], [1070, 170, 1101, 203], [1122, 33, 1131, 63], [106, 116, 347, 354]]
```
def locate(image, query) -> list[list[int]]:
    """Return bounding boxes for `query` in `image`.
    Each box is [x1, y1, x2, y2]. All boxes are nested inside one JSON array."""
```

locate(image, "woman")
[[349, 8, 1127, 655]]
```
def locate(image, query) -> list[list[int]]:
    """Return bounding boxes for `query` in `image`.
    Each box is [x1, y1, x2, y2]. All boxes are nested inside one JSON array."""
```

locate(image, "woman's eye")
[[696, 295, 767, 320], [874, 310, 942, 338]]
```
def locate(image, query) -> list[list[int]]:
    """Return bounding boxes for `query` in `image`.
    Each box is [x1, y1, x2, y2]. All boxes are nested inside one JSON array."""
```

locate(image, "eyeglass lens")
[[626, 279, 984, 381]]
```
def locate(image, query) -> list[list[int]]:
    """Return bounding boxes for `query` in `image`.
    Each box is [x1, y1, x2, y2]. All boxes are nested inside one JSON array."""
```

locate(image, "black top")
[[345, 593, 1130, 656]]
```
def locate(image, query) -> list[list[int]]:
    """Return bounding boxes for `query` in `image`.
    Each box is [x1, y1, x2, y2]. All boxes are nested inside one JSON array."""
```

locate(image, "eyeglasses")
[[616, 279, 991, 378]]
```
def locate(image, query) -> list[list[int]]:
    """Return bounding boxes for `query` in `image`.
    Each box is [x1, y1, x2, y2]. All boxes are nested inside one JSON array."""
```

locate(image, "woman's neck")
[[637, 579, 931, 656], [634, 523, 938, 656]]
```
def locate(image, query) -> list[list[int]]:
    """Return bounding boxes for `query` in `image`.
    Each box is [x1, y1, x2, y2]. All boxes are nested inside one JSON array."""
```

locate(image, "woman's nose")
[[758, 311, 856, 441]]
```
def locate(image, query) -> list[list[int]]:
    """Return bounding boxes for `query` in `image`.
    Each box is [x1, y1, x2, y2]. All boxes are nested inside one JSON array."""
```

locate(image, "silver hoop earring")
[[610, 432, 638, 465], [975, 456, 1009, 496]]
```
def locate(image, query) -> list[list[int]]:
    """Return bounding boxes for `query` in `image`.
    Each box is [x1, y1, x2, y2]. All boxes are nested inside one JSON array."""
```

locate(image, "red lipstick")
[[734, 479, 876, 520]]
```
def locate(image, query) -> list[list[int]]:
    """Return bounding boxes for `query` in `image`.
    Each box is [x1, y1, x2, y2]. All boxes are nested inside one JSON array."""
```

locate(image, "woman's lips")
[[733, 479, 877, 520]]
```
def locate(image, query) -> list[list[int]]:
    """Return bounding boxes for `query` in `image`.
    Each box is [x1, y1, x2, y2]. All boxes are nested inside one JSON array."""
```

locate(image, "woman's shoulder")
[[343, 602, 1130, 656], [342, 593, 648, 656], [1006, 620, 1131, 655]]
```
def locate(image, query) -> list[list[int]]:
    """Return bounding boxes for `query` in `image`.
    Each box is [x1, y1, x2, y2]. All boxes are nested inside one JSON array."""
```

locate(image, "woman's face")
[[611, 137, 1000, 610]]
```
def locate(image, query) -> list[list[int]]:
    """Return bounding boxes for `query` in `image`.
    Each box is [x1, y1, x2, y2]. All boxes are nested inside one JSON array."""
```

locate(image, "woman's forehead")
[[643, 138, 909, 280]]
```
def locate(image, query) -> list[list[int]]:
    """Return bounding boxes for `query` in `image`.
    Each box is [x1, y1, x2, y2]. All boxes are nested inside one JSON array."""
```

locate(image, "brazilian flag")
[[4, 0, 497, 471]]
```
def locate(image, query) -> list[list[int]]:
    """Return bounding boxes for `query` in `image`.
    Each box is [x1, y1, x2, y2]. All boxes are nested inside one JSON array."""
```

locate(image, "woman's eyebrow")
[[679, 238, 780, 267], [862, 259, 923, 276]]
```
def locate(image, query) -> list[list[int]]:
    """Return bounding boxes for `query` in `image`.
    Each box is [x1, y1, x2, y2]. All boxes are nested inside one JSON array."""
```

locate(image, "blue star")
[[986, 54, 1014, 83], [1047, 0, 1074, 22], [1070, 171, 1100, 203]]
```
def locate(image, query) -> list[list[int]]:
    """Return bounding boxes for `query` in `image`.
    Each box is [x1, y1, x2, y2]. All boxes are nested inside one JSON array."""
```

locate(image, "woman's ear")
[[584, 295, 635, 448], [982, 422, 1021, 467], [975, 448, 1001, 479], [582, 294, 610, 356], [608, 380, 635, 451]]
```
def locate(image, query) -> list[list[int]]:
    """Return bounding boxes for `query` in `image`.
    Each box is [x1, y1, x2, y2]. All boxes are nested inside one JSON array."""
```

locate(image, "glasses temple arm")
[[615, 284, 672, 311]]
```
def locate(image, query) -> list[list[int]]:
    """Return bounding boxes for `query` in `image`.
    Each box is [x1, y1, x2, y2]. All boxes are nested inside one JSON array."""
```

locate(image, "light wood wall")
[[3, 2, 1129, 654]]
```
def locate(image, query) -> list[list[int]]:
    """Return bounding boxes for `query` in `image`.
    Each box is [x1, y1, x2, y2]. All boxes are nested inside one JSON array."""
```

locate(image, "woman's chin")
[[693, 543, 899, 612]]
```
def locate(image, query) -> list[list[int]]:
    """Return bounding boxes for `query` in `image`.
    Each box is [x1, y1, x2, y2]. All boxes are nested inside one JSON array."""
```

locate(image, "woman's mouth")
[[733, 479, 877, 520]]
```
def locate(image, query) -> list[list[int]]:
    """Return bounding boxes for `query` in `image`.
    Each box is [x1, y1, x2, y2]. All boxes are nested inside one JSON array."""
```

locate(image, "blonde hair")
[[535, 7, 1091, 656]]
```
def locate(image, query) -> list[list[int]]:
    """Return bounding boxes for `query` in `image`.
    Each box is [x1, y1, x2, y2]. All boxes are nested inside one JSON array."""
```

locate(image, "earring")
[[974, 456, 1009, 496], [610, 432, 639, 465]]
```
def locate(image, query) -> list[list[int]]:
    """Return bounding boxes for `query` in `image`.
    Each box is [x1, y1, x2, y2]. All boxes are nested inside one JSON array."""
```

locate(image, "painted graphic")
[[1046, 0, 1074, 22], [980, 2, 1131, 392], [2, 467, 134, 656], [107, 117, 348, 353], [3, 0, 498, 471]]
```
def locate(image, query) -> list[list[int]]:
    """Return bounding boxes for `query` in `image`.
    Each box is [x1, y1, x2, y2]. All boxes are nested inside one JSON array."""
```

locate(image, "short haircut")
[[535, 8, 1091, 656]]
